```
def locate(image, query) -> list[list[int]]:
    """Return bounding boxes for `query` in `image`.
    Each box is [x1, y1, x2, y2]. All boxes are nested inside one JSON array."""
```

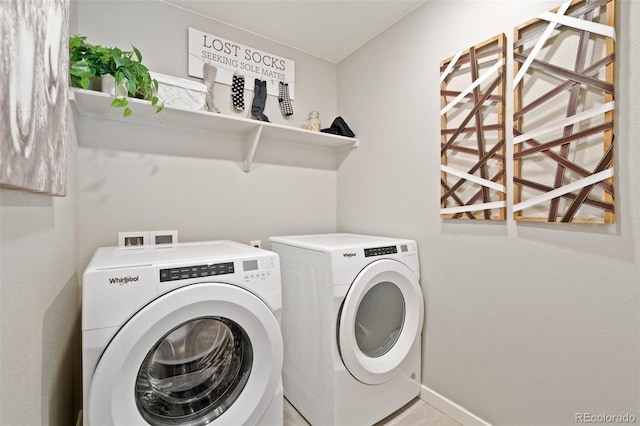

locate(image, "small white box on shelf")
[[150, 71, 207, 111]]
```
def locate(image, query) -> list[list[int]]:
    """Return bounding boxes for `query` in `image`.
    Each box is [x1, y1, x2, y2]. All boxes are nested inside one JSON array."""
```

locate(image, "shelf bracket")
[[244, 125, 263, 172]]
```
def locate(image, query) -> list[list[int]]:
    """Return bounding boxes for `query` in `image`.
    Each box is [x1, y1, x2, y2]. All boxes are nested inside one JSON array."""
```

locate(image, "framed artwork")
[[0, 0, 69, 196], [440, 34, 507, 220], [513, 0, 616, 223]]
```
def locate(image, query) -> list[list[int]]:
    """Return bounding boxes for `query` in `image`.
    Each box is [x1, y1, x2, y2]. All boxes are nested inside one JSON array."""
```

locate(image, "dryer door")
[[87, 282, 282, 426], [338, 259, 424, 385]]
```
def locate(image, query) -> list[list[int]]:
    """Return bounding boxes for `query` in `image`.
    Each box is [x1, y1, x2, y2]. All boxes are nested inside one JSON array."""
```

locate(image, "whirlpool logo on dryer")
[[343, 252, 357, 258], [108, 275, 139, 286]]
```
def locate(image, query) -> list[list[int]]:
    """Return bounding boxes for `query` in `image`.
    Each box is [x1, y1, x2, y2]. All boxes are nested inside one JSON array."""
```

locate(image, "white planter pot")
[[101, 74, 128, 97]]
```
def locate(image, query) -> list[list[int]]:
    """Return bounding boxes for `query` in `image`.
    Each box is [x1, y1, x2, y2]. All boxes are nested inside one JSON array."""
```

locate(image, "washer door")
[[338, 259, 424, 385], [87, 283, 282, 426]]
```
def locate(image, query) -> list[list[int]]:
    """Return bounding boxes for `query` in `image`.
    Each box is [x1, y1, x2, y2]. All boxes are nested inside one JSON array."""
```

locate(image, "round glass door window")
[[135, 317, 252, 426], [354, 281, 405, 358]]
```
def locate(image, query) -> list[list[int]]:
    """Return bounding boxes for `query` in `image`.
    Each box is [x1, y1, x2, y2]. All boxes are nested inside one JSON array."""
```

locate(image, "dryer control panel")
[[364, 246, 398, 257], [363, 244, 417, 259], [360, 243, 417, 262]]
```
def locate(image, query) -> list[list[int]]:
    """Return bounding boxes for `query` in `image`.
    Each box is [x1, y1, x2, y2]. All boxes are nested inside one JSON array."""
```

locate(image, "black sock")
[[251, 79, 269, 122], [231, 74, 245, 111]]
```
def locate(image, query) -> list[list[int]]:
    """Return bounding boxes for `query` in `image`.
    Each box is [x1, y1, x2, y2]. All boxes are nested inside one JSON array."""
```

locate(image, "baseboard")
[[419, 385, 492, 426]]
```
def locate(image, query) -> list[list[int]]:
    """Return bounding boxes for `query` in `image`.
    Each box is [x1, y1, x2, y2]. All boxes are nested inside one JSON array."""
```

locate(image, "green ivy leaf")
[[70, 61, 92, 77], [123, 107, 132, 118], [125, 79, 136, 95], [132, 45, 142, 62], [114, 71, 123, 86], [112, 51, 127, 68], [110, 97, 128, 108]]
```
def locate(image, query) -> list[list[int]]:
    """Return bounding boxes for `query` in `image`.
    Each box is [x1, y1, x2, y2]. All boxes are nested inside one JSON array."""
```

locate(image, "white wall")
[[0, 111, 80, 425], [337, 1, 639, 424], [75, 1, 340, 270], [1, 1, 81, 423]]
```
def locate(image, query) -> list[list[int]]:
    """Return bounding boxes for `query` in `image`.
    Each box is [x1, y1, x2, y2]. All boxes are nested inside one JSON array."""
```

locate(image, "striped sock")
[[278, 81, 293, 116]]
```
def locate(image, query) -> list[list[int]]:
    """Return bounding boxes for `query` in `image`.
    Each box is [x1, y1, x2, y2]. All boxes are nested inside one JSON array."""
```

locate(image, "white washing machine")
[[82, 240, 283, 426], [269, 233, 424, 426]]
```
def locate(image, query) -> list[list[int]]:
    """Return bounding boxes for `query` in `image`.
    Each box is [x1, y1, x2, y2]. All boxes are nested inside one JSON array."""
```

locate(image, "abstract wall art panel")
[[513, 0, 616, 223], [0, 0, 69, 196], [440, 34, 507, 220]]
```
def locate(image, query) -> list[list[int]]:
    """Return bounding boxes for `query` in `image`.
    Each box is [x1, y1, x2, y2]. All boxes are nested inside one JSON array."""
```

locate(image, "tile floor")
[[284, 397, 461, 426]]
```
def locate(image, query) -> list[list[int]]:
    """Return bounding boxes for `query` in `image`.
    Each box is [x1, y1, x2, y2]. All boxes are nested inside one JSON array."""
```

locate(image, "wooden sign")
[[188, 27, 295, 99]]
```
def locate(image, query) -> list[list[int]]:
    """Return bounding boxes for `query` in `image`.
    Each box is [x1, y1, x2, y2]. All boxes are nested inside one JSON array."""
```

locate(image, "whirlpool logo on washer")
[[108, 276, 140, 286], [343, 252, 357, 258]]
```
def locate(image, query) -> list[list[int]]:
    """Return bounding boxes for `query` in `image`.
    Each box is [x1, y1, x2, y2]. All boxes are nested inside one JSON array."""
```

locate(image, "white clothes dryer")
[[82, 241, 283, 426], [270, 233, 424, 426]]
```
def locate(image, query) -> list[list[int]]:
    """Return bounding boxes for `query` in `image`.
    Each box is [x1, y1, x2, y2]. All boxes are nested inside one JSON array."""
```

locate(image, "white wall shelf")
[[69, 88, 358, 172]]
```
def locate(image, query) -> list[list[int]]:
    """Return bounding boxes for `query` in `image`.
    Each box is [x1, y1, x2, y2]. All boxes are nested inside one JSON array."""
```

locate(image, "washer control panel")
[[242, 256, 276, 282], [160, 261, 234, 282], [159, 256, 277, 284]]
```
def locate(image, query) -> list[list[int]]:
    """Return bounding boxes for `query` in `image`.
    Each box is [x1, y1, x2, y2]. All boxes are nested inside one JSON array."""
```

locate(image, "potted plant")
[[69, 35, 163, 117]]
